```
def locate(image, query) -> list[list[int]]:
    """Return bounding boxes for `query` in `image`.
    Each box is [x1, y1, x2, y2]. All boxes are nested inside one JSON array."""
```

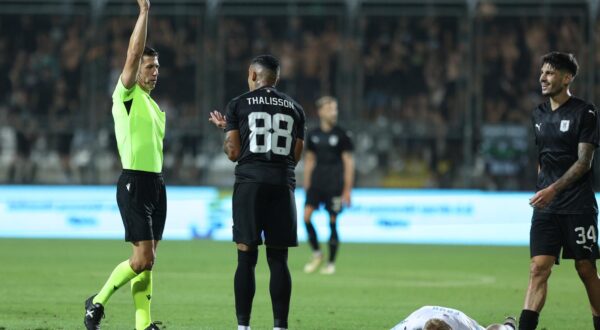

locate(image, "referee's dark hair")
[[144, 46, 159, 57], [542, 51, 578, 77], [251, 54, 280, 83]]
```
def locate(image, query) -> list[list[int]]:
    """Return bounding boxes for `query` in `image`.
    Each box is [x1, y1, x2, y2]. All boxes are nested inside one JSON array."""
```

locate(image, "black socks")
[[518, 309, 539, 330], [304, 221, 320, 251], [328, 221, 339, 263], [267, 248, 292, 329], [519, 309, 600, 329], [234, 249, 258, 326]]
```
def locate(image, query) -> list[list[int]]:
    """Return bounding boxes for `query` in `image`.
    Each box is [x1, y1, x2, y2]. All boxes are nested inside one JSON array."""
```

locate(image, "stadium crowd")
[[0, 3, 594, 189]]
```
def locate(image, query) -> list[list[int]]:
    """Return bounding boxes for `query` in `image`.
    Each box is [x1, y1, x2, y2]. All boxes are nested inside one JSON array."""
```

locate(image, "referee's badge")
[[560, 120, 570, 132]]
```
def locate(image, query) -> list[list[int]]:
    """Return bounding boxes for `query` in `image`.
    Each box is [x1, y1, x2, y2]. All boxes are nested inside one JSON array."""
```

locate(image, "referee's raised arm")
[[121, 0, 150, 89]]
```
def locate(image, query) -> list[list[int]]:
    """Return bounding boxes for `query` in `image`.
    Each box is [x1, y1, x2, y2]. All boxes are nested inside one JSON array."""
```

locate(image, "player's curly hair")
[[423, 318, 452, 330], [251, 55, 280, 74], [251, 54, 280, 84], [542, 51, 578, 77]]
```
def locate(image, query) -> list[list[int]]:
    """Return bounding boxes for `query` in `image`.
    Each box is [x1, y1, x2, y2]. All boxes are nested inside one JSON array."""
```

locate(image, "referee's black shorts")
[[116, 169, 167, 242], [232, 182, 298, 247], [305, 187, 343, 215], [530, 210, 600, 264]]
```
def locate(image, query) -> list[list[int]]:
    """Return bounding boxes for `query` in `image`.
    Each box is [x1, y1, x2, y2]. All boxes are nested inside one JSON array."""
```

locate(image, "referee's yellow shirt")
[[112, 77, 165, 173]]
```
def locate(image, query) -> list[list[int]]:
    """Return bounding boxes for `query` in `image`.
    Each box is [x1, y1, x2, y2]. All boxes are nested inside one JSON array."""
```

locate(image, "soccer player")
[[519, 52, 600, 330], [302, 96, 354, 275], [84, 1, 164, 329], [208, 55, 305, 330], [391, 305, 516, 330]]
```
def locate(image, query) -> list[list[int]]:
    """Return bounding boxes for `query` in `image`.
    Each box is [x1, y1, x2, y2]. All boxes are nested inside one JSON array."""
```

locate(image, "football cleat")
[[320, 263, 336, 275], [84, 295, 105, 330], [303, 252, 323, 273], [144, 321, 162, 330]]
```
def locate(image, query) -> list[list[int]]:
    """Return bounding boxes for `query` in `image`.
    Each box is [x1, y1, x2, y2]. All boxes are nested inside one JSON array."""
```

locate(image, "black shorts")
[[530, 211, 600, 264], [116, 170, 167, 242], [305, 187, 343, 215], [232, 183, 298, 247]]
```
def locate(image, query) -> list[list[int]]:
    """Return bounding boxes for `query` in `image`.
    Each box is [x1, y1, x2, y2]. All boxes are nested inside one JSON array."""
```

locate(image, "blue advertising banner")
[[0, 186, 535, 245]]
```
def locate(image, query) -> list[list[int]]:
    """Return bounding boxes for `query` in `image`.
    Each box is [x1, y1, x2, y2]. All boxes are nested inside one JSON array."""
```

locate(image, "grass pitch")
[[0, 239, 593, 329]]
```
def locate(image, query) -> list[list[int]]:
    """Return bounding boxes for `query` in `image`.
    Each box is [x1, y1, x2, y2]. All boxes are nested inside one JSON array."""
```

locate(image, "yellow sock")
[[131, 270, 152, 330], [93, 260, 137, 306]]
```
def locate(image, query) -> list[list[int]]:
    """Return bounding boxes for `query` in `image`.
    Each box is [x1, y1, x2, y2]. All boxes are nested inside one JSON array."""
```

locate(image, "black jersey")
[[225, 86, 306, 188], [306, 126, 353, 192], [532, 96, 599, 214]]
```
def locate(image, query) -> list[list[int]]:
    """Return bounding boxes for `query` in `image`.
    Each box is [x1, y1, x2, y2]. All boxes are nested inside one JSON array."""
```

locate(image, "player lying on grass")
[[391, 306, 516, 330]]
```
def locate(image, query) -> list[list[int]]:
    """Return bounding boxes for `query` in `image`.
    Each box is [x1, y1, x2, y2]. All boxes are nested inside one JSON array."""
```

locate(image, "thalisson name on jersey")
[[246, 96, 296, 110]]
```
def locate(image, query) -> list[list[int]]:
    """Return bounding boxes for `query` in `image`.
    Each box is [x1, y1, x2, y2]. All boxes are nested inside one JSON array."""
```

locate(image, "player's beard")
[[542, 84, 563, 97]]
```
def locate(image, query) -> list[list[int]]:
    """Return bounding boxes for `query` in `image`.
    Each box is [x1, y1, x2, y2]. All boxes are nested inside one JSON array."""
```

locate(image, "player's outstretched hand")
[[138, 0, 150, 10], [529, 185, 557, 209], [209, 110, 227, 130]]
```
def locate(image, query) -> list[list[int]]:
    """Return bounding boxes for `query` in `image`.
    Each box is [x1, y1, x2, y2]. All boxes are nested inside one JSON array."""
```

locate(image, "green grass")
[[0, 239, 593, 329]]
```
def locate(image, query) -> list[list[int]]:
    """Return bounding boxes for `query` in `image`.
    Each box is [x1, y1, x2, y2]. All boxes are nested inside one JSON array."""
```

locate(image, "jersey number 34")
[[248, 112, 294, 156]]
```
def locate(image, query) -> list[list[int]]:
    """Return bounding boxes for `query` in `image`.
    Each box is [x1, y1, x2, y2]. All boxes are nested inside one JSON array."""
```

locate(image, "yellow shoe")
[[320, 263, 335, 275], [303, 252, 323, 273]]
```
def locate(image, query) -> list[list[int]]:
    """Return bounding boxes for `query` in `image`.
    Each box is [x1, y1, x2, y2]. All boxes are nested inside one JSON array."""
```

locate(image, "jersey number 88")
[[248, 112, 294, 156]]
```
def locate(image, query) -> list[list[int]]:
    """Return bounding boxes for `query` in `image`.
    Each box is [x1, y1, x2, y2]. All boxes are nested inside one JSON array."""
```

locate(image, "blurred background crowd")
[[0, 0, 597, 189]]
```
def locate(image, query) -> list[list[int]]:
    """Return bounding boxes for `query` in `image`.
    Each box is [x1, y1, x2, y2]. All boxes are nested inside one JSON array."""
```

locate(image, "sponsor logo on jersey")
[[560, 120, 570, 132], [535, 123, 542, 131], [246, 96, 295, 110]]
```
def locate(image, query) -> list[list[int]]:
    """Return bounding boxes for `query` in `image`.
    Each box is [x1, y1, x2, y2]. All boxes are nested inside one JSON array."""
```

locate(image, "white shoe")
[[320, 263, 335, 275], [303, 252, 323, 273]]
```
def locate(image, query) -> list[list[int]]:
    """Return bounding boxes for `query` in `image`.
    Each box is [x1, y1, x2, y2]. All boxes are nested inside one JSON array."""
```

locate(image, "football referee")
[[519, 52, 600, 330], [84, 1, 164, 329]]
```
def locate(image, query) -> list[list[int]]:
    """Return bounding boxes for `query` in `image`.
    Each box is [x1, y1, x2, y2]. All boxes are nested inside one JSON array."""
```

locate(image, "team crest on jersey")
[[329, 135, 339, 146], [560, 120, 570, 132]]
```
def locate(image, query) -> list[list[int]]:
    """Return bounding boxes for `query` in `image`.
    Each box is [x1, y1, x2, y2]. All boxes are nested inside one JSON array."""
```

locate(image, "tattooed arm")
[[530, 142, 595, 208], [552, 143, 595, 192], [224, 130, 241, 162]]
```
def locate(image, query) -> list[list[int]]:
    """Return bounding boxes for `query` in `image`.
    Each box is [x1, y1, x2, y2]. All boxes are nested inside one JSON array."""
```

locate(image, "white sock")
[[273, 327, 287, 330], [238, 326, 251, 330]]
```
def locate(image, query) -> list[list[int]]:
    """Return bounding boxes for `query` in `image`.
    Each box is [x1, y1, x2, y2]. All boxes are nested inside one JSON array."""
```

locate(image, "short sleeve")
[[224, 99, 239, 132], [112, 76, 135, 101], [579, 106, 599, 147], [340, 130, 354, 152], [531, 112, 538, 146], [296, 105, 306, 140]]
